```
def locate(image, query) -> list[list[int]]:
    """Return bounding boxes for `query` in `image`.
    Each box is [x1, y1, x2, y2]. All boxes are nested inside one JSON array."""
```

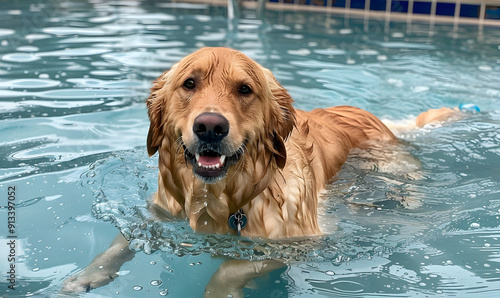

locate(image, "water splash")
[[88, 147, 437, 263], [85, 111, 500, 268]]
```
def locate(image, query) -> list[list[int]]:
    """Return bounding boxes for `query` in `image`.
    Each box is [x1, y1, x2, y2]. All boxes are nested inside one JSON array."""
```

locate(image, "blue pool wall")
[[267, 0, 500, 20]]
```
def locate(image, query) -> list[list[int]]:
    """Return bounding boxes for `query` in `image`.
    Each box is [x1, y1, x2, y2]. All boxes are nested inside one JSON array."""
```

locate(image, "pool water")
[[1, 0, 500, 297]]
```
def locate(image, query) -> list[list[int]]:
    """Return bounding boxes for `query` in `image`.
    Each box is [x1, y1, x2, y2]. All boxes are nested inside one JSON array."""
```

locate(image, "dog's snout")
[[193, 112, 229, 142]]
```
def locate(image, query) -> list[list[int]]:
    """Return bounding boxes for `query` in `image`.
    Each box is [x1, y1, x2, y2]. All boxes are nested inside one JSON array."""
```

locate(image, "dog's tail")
[[416, 104, 480, 127], [415, 107, 460, 128], [383, 104, 479, 135]]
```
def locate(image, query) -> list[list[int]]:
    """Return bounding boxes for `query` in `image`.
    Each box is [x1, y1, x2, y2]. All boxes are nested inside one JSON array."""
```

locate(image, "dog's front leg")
[[204, 259, 286, 298], [61, 233, 135, 293]]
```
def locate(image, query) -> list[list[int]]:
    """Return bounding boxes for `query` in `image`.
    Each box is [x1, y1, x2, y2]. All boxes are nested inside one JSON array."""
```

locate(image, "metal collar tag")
[[228, 209, 247, 236]]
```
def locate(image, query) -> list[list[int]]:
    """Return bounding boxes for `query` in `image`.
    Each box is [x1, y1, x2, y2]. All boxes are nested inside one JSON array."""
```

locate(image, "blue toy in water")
[[459, 103, 480, 113]]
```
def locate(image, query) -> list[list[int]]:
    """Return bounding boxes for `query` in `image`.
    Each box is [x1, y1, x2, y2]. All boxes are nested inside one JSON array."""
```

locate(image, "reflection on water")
[[1, 0, 500, 297]]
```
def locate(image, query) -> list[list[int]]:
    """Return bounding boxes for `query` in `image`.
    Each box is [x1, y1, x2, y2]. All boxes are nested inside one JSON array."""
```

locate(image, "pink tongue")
[[198, 155, 221, 166]]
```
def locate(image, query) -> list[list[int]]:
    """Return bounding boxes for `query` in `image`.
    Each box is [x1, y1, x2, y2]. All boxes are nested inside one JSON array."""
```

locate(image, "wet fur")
[[146, 47, 397, 238]]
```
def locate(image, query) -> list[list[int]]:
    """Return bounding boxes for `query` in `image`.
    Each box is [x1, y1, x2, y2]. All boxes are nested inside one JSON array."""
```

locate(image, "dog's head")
[[146, 47, 295, 184]]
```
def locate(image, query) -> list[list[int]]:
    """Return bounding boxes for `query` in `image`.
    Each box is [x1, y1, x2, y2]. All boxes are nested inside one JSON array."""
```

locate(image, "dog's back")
[[242, 105, 397, 238]]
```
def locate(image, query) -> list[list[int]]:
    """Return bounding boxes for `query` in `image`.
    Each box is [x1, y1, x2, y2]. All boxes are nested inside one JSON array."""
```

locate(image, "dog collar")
[[228, 209, 247, 236]]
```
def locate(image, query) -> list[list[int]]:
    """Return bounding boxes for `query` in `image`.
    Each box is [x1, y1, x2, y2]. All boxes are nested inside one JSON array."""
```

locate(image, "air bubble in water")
[[159, 289, 169, 296], [133, 285, 143, 291], [470, 223, 480, 229], [325, 270, 335, 276], [151, 280, 162, 286]]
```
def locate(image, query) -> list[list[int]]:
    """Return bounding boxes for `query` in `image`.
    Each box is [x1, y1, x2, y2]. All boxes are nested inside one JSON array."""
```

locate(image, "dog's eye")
[[239, 85, 252, 95], [183, 78, 196, 90]]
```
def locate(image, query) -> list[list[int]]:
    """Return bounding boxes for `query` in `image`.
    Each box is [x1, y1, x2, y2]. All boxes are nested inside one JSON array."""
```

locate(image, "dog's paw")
[[205, 259, 285, 298], [61, 267, 118, 294]]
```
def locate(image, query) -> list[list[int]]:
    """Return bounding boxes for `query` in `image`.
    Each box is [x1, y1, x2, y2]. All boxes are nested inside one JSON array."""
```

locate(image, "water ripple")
[[0, 88, 140, 100], [0, 79, 61, 89], [66, 78, 146, 88], [2, 53, 40, 62], [376, 41, 436, 50], [42, 26, 109, 36], [0, 28, 15, 36], [38, 48, 111, 57]]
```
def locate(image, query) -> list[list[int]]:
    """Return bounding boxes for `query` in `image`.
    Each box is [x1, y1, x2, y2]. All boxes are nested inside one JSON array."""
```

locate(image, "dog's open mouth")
[[195, 151, 226, 169], [184, 146, 242, 183]]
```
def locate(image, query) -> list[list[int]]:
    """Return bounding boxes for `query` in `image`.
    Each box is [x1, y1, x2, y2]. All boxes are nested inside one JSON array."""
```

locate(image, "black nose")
[[193, 112, 229, 142]]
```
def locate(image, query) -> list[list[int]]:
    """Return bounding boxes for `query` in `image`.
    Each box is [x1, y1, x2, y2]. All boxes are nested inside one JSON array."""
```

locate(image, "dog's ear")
[[261, 67, 296, 169], [146, 71, 171, 156], [271, 81, 295, 141], [272, 134, 287, 169], [271, 86, 294, 169]]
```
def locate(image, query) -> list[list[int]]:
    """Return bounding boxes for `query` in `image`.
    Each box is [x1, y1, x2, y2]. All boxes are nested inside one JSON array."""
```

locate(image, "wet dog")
[[62, 47, 459, 296]]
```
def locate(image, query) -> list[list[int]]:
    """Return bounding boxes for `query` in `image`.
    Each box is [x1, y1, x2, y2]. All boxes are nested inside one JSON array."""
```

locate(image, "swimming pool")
[[1, 0, 500, 296]]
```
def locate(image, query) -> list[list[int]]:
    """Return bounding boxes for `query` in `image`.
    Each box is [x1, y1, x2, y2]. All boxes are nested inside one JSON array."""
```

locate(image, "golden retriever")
[[62, 47, 459, 296]]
